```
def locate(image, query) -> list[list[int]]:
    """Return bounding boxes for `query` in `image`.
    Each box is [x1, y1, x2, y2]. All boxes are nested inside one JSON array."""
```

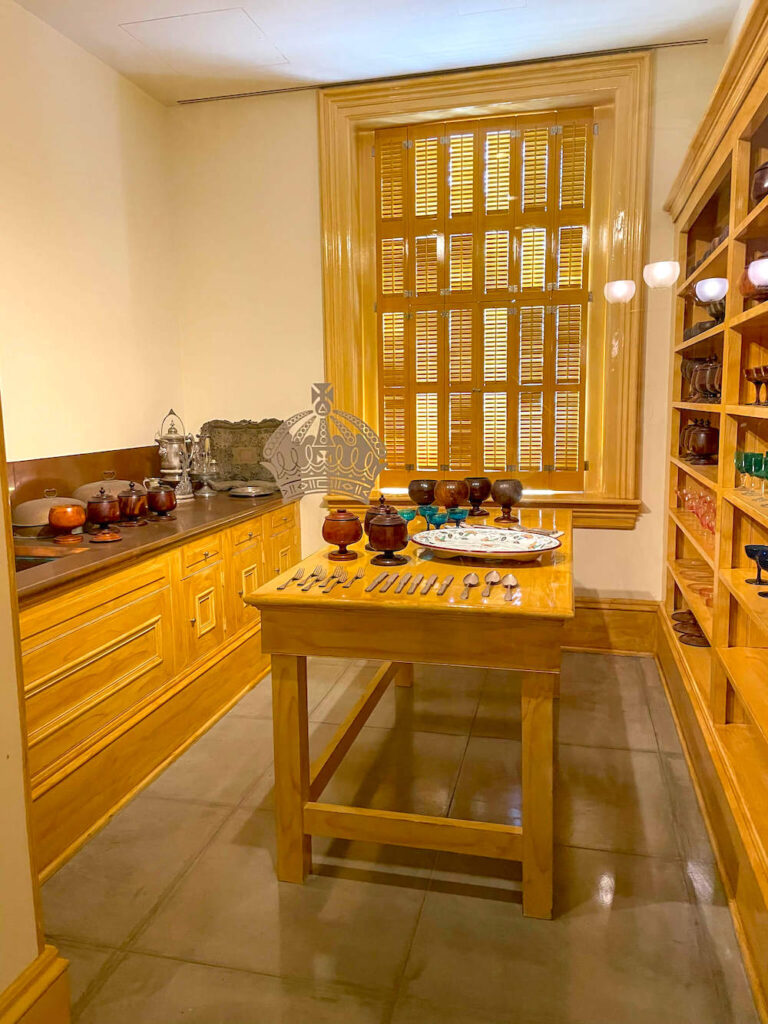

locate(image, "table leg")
[[393, 662, 414, 687], [271, 653, 311, 882], [521, 671, 557, 919]]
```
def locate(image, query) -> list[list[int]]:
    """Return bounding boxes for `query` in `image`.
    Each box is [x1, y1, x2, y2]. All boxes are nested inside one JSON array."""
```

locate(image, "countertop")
[[15, 492, 300, 604]]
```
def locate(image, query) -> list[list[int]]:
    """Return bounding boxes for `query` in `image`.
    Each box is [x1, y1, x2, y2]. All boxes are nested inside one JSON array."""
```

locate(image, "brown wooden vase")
[[407, 479, 437, 507], [322, 508, 363, 561], [369, 509, 409, 566], [491, 478, 523, 523], [48, 502, 87, 545], [465, 476, 492, 516], [146, 482, 177, 519], [86, 487, 122, 543], [687, 420, 719, 466], [434, 479, 469, 509], [364, 495, 395, 551]]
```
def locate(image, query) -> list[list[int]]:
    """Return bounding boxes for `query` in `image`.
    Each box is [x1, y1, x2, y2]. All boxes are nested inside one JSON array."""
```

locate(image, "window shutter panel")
[[381, 312, 406, 386], [518, 391, 543, 472], [414, 136, 439, 217], [519, 306, 545, 385], [559, 124, 588, 210], [382, 394, 407, 469], [448, 392, 473, 470], [415, 235, 439, 295], [415, 393, 439, 470], [449, 233, 473, 292], [379, 136, 407, 220], [484, 230, 510, 291], [449, 133, 474, 216], [554, 391, 580, 471], [485, 130, 512, 213], [555, 305, 582, 384], [380, 237, 405, 295], [415, 310, 439, 383], [448, 309, 473, 383], [520, 227, 547, 290], [521, 127, 549, 211], [483, 307, 508, 382], [557, 225, 585, 288], [483, 392, 507, 471]]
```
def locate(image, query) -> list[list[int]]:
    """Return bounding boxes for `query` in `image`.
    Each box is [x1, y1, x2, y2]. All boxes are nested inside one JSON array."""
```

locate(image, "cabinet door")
[[229, 544, 263, 633], [266, 526, 301, 581], [182, 561, 226, 665]]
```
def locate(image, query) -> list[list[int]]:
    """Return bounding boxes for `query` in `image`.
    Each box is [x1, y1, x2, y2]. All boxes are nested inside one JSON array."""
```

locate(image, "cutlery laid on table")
[[407, 573, 424, 595], [501, 573, 519, 601], [421, 573, 438, 595], [323, 569, 348, 593], [461, 572, 480, 599], [343, 567, 365, 588], [380, 573, 399, 593], [436, 575, 454, 596], [482, 570, 501, 598], [365, 571, 388, 592], [277, 567, 304, 590], [302, 567, 326, 591], [394, 573, 412, 594]]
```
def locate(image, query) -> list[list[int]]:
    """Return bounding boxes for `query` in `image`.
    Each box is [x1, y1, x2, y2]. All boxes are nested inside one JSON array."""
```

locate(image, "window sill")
[[325, 494, 642, 530]]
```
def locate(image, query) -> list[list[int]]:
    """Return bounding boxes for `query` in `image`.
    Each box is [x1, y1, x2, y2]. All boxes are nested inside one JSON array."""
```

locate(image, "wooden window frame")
[[318, 52, 651, 529]]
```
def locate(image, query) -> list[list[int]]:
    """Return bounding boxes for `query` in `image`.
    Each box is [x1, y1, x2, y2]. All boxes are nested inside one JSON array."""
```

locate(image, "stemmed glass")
[[416, 504, 437, 530], [745, 368, 763, 405], [426, 509, 448, 530], [744, 451, 763, 492], [446, 508, 469, 527], [757, 456, 768, 504], [735, 450, 747, 490]]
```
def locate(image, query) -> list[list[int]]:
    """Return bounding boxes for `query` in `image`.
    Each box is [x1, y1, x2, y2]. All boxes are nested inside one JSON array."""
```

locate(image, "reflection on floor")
[[43, 653, 759, 1023]]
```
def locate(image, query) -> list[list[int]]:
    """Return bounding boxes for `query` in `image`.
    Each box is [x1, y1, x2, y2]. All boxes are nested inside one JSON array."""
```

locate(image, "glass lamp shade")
[[642, 261, 680, 288], [603, 280, 636, 304], [694, 277, 728, 303], [747, 258, 768, 289]]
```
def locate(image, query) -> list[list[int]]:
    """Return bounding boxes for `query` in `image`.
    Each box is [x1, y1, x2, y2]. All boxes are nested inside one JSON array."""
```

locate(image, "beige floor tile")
[[556, 744, 680, 857], [449, 735, 521, 827], [54, 940, 115, 1006], [638, 658, 685, 754], [471, 670, 522, 740], [391, 995, 507, 1023], [143, 716, 274, 806], [663, 753, 715, 863], [76, 952, 389, 1023], [319, 725, 467, 817], [311, 662, 484, 736], [231, 658, 355, 719], [240, 721, 343, 811], [403, 846, 728, 1023], [133, 809, 424, 990], [558, 691, 657, 750], [43, 796, 230, 947], [560, 652, 649, 702]]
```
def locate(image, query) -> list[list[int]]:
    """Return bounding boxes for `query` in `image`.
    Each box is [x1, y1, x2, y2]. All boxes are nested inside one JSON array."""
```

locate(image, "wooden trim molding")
[[318, 52, 651, 525], [666, 0, 768, 221], [0, 946, 69, 1024]]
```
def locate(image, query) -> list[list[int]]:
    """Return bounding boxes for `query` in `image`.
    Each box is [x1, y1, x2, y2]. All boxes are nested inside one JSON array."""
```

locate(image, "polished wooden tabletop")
[[251, 508, 573, 621]]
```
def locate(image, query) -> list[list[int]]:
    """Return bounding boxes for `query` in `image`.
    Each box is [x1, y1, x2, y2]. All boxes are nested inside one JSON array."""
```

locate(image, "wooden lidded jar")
[[369, 508, 409, 566], [322, 508, 363, 561], [364, 494, 395, 551], [86, 487, 122, 543]]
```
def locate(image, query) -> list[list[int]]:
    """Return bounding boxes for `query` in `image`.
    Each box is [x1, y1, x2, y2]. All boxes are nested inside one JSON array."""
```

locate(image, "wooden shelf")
[[675, 324, 725, 353], [667, 559, 714, 640], [724, 404, 768, 419], [669, 508, 716, 567], [672, 401, 722, 413], [735, 193, 768, 241], [716, 648, 768, 749], [716, 723, 768, 900], [670, 455, 719, 490], [723, 486, 768, 528], [719, 567, 768, 636], [678, 238, 730, 297], [729, 300, 768, 337]]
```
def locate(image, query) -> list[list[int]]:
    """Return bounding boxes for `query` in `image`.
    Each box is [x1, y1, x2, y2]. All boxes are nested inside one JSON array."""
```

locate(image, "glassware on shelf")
[[745, 543, 768, 585], [744, 451, 763, 490], [735, 449, 747, 490]]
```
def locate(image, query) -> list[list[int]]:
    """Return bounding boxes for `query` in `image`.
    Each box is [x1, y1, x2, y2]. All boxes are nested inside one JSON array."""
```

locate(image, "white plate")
[[412, 526, 561, 561]]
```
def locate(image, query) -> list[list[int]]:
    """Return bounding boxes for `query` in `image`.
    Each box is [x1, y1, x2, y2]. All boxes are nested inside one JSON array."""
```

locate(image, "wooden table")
[[248, 510, 573, 919]]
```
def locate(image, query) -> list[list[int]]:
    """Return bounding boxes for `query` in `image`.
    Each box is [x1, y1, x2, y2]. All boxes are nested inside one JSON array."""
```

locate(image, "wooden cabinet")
[[19, 499, 300, 877]]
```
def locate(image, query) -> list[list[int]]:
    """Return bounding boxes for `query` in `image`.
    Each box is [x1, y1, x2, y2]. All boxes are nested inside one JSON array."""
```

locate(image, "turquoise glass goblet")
[[417, 504, 437, 530], [447, 508, 469, 526], [428, 511, 449, 530]]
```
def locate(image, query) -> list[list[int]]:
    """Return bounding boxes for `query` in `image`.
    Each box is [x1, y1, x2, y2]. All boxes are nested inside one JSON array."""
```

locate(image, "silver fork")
[[277, 567, 304, 590], [321, 566, 344, 592], [343, 567, 365, 588], [324, 568, 348, 594], [302, 566, 327, 591]]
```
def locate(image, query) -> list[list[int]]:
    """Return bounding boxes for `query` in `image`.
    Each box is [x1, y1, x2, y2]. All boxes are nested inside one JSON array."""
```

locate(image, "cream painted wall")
[[169, 45, 729, 590], [170, 90, 326, 548], [0, 462, 40, 988], [0, 0, 180, 464]]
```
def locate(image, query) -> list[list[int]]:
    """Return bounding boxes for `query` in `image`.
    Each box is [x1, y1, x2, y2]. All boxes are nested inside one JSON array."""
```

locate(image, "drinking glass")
[[735, 449, 747, 490], [447, 508, 469, 526], [416, 504, 437, 530], [744, 451, 763, 491]]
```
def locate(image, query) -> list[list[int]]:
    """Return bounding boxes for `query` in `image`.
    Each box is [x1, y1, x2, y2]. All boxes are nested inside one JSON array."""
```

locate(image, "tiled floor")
[[44, 653, 760, 1023]]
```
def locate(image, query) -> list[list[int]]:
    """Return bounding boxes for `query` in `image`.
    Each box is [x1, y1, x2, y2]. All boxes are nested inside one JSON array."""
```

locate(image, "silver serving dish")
[[229, 485, 274, 498]]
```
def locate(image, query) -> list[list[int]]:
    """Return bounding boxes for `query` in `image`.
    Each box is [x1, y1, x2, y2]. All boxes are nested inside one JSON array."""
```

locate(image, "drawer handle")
[[204, 550, 210, 559], [248, 531, 254, 539], [274, 568, 279, 575], [238, 590, 244, 597], [190, 617, 196, 626]]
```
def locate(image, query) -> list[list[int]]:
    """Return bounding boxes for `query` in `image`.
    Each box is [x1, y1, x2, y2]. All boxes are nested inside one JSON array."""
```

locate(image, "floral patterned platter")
[[411, 526, 561, 562]]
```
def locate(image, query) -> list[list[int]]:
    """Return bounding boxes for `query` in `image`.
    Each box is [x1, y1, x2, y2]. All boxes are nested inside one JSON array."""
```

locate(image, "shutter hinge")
[[440, 136, 449, 145], [546, 281, 554, 291], [405, 312, 414, 320], [440, 310, 449, 319], [440, 288, 450, 295], [373, 301, 377, 312], [510, 129, 521, 139], [402, 139, 414, 149], [405, 463, 415, 472], [506, 464, 518, 472], [588, 291, 594, 302], [507, 305, 518, 316], [440, 464, 449, 472], [402, 290, 414, 298], [545, 305, 555, 315], [549, 125, 562, 136], [543, 464, 555, 472], [371, 145, 375, 157], [584, 460, 590, 471], [592, 123, 599, 136], [508, 284, 519, 293]]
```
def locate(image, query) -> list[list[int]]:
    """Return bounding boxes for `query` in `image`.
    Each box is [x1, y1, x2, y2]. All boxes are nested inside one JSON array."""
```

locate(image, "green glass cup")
[[735, 449, 746, 490]]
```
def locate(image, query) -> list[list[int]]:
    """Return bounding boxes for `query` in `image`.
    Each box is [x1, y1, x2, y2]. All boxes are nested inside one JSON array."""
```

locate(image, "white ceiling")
[[18, 0, 740, 105]]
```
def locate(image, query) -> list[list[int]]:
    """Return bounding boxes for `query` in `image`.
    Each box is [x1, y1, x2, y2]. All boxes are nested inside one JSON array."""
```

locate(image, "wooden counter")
[[17, 494, 301, 878]]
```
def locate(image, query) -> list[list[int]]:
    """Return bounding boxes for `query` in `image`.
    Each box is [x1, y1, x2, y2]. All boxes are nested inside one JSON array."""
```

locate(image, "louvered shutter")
[[375, 109, 591, 490]]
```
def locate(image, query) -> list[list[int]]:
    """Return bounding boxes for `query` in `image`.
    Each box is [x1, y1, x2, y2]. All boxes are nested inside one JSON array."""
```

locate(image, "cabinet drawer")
[[181, 533, 222, 575], [229, 545, 263, 633], [182, 562, 226, 665], [268, 503, 297, 534], [24, 585, 175, 779], [230, 516, 263, 550]]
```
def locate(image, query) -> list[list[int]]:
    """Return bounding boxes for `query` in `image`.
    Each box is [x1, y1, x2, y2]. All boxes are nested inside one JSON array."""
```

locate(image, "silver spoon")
[[461, 572, 480, 599], [482, 570, 501, 598], [501, 573, 519, 601]]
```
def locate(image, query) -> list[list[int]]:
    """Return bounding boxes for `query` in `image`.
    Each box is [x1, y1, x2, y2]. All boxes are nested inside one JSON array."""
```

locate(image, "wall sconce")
[[642, 261, 680, 288], [747, 258, 768, 289], [604, 280, 636, 304], [694, 278, 728, 303]]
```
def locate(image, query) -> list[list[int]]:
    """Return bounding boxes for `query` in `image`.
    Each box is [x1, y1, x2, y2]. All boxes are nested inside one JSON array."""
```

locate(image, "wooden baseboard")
[[564, 597, 658, 655], [655, 608, 768, 1023], [0, 946, 69, 1024]]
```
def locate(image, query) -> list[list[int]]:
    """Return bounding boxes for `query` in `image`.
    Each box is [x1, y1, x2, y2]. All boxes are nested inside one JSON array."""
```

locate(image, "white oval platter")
[[411, 526, 561, 562]]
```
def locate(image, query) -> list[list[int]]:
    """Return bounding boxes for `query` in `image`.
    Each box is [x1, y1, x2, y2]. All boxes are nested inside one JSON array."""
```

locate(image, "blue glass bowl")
[[447, 508, 469, 525]]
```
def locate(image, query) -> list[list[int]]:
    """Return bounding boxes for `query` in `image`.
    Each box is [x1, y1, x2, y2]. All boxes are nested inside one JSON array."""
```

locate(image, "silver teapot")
[[155, 409, 193, 484]]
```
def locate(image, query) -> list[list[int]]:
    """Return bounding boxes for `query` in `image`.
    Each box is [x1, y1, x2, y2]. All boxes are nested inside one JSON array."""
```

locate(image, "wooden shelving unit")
[[665, 69, 768, 1012]]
